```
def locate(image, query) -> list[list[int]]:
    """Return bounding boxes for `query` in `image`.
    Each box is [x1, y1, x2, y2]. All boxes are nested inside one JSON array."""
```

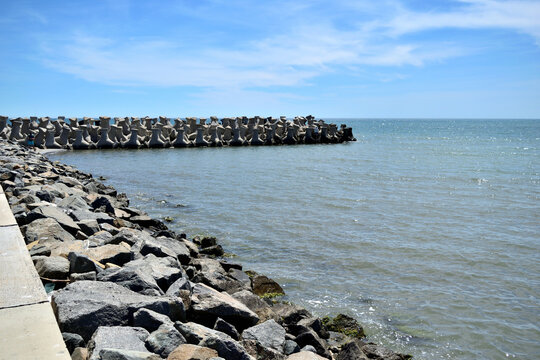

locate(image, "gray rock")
[[166, 277, 192, 296], [133, 308, 174, 332], [242, 319, 286, 352], [124, 254, 184, 292], [336, 340, 368, 360], [71, 347, 88, 360], [109, 228, 154, 246], [52, 281, 185, 340], [28, 204, 81, 235], [145, 324, 186, 358], [36, 189, 54, 202], [91, 196, 115, 213], [174, 322, 224, 344], [77, 219, 101, 236], [70, 271, 97, 282], [298, 318, 329, 340], [84, 244, 132, 266], [242, 339, 286, 360], [24, 217, 76, 244], [88, 326, 149, 360], [68, 252, 102, 274], [140, 236, 191, 264], [97, 266, 163, 296], [271, 303, 311, 325], [360, 343, 411, 360], [28, 244, 51, 257], [86, 230, 114, 246], [214, 318, 239, 341], [283, 340, 300, 355], [167, 344, 219, 360], [251, 275, 284, 297], [100, 222, 120, 235], [190, 283, 259, 330], [295, 330, 330, 358], [99, 348, 161, 360], [69, 209, 114, 225], [34, 256, 70, 279], [300, 345, 317, 353], [199, 335, 253, 360], [62, 332, 85, 354], [228, 269, 251, 288], [57, 195, 91, 211]]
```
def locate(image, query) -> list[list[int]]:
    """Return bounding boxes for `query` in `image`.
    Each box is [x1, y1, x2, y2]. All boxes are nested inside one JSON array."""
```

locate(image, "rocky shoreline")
[[0, 139, 410, 360]]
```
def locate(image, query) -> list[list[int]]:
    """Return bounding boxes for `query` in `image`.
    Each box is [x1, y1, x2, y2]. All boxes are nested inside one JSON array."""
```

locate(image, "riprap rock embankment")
[[0, 140, 411, 360]]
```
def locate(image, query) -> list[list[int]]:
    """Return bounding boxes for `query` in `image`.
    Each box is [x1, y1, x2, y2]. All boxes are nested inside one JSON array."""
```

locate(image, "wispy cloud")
[[39, 0, 540, 89]]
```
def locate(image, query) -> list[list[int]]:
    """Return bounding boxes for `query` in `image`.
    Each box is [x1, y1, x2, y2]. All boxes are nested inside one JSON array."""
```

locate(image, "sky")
[[0, 0, 539, 118]]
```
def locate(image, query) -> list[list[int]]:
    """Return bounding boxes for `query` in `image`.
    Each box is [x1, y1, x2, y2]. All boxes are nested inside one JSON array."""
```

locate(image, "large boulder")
[[57, 195, 91, 212], [140, 237, 191, 264], [28, 204, 81, 235], [52, 281, 185, 340], [167, 344, 218, 360], [84, 244, 132, 266], [97, 266, 164, 296], [251, 275, 284, 297], [24, 217, 75, 244], [145, 324, 186, 358], [321, 314, 365, 339], [294, 330, 330, 359], [133, 308, 174, 333], [286, 352, 327, 360], [34, 256, 70, 279], [242, 319, 286, 353], [109, 228, 155, 246], [69, 209, 115, 225], [198, 335, 253, 360], [190, 283, 259, 330], [124, 255, 184, 292], [99, 348, 161, 360], [231, 290, 276, 322], [87, 326, 149, 360]]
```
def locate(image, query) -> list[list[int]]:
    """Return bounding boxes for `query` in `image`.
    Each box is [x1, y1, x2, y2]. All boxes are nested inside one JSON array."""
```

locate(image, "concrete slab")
[[0, 225, 47, 308], [0, 302, 70, 359], [0, 191, 17, 226]]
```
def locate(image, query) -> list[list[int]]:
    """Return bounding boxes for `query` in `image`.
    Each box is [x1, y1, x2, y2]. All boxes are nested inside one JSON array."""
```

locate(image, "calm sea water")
[[50, 119, 540, 360]]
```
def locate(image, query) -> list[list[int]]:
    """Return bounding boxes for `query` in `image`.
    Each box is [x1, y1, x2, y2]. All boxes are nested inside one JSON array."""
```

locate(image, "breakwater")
[[0, 139, 408, 360], [0, 115, 356, 150]]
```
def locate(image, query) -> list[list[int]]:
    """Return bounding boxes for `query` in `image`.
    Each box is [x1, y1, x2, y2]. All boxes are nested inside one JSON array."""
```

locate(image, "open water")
[[50, 119, 540, 360]]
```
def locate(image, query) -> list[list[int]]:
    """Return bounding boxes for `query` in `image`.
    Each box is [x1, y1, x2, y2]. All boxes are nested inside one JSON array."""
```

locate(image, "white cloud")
[[40, 0, 540, 89]]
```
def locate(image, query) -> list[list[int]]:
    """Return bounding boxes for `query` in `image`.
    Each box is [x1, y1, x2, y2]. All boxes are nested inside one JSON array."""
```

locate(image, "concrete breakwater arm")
[[0, 115, 356, 150], [0, 139, 411, 360], [0, 184, 70, 359]]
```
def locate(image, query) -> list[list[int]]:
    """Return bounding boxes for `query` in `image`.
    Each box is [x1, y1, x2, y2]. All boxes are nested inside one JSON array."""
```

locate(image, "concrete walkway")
[[0, 185, 70, 359]]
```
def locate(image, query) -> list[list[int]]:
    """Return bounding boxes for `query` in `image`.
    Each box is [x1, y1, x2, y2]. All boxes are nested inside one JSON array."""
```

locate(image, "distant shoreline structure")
[[0, 115, 356, 150]]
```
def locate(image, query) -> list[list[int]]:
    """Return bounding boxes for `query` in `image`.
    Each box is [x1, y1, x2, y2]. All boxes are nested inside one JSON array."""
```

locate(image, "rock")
[[36, 189, 54, 202], [174, 322, 224, 344], [198, 335, 253, 360], [166, 277, 192, 296], [97, 266, 164, 296], [283, 340, 300, 355], [294, 330, 330, 359], [190, 283, 259, 330], [213, 318, 239, 340], [87, 326, 149, 360], [70, 209, 115, 225], [166, 344, 218, 360], [133, 308, 174, 332], [336, 340, 369, 360], [219, 260, 242, 272], [242, 339, 286, 360], [110, 228, 154, 246], [321, 314, 365, 338], [286, 351, 327, 360], [146, 324, 186, 358], [271, 303, 311, 325], [251, 275, 284, 297], [86, 230, 114, 246], [242, 319, 286, 352], [77, 219, 101, 236], [52, 281, 185, 340], [99, 348, 161, 360], [70, 271, 97, 282], [100, 222, 120, 235], [200, 245, 224, 257], [85, 244, 132, 266], [360, 343, 412, 360], [199, 236, 217, 248], [231, 290, 271, 314], [34, 256, 70, 279], [24, 217, 76, 244], [228, 269, 251, 289], [57, 195, 91, 211], [141, 237, 191, 264], [130, 215, 167, 230], [68, 252, 103, 274], [62, 332, 85, 354], [298, 318, 329, 339], [91, 196, 115, 214], [124, 255, 184, 292], [326, 331, 351, 352], [71, 347, 88, 360], [28, 244, 51, 257], [28, 204, 81, 235], [300, 346, 317, 353]]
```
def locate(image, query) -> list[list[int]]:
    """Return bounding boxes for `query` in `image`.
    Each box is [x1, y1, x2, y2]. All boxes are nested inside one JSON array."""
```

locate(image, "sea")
[[49, 119, 540, 360]]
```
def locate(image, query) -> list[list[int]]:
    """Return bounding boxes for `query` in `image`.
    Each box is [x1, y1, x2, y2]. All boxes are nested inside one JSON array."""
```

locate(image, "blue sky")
[[1, 0, 539, 118]]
